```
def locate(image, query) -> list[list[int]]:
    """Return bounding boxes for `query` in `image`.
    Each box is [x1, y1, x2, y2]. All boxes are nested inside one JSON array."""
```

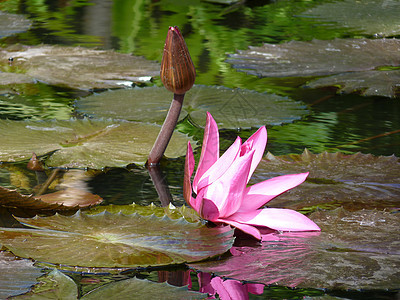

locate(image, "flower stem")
[[147, 93, 185, 165]]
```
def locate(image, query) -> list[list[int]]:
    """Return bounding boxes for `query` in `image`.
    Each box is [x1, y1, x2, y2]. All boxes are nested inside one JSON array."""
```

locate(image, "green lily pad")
[[301, 0, 400, 37], [14, 269, 206, 299], [191, 208, 400, 290], [0, 45, 159, 90], [75, 85, 309, 129], [0, 119, 192, 168], [250, 150, 400, 212], [0, 210, 234, 268], [0, 251, 43, 299], [227, 38, 400, 98], [81, 276, 206, 299], [0, 11, 31, 38], [305, 69, 400, 98]]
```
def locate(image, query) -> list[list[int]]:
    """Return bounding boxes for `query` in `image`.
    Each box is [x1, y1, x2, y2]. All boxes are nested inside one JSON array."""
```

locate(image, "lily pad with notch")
[[250, 150, 400, 212], [191, 208, 400, 290], [76, 85, 309, 129], [227, 38, 400, 98], [0, 119, 192, 168], [0, 45, 159, 90], [0, 209, 234, 268]]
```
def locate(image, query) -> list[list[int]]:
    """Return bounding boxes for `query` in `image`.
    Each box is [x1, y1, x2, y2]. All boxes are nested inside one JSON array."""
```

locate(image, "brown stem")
[[147, 164, 173, 207], [147, 93, 185, 165]]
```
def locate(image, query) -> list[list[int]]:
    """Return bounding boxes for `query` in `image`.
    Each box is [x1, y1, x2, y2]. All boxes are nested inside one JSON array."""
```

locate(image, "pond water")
[[0, 0, 399, 299]]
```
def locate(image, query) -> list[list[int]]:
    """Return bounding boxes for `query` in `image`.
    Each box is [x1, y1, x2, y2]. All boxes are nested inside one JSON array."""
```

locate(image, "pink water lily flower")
[[184, 112, 320, 240]]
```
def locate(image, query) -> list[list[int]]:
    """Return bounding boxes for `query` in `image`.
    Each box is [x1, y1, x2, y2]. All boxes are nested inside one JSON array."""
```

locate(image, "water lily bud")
[[160, 26, 196, 95], [27, 153, 44, 171]]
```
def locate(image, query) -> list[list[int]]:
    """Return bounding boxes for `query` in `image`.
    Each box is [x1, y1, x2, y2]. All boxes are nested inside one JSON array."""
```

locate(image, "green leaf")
[[0, 11, 31, 38], [227, 38, 400, 98], [76, 85, 309, 129], [251, 150, 400, 212], [81, 277, 206, 299], [301, 0, 400, 37], [13, 269, 206, 299], [0, 210, 234, 268], [0, 119, 192, 168], [191, 208, 400, 290], [12, 269, 78, 299], [0, 45, 159, 90], [305, 69, 400, 98], [0, 251, 43, 299]]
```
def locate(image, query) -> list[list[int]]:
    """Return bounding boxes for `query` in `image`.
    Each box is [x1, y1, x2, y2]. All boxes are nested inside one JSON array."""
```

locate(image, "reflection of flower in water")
[[192, 231, 321, 288], [194, 272, 264, 299]]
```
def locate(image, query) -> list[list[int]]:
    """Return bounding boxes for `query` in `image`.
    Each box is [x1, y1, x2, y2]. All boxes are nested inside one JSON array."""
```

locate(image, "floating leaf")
[[76, 85, 309, 129], [81, 277, 206, 299], [0, 11, 31, 38], [191, 208, 400, 290], [0, 45, 159, 90], [12, 269, 78, 299], [227, 38, 400, 98], [0, 251, 43, 299], [0, 210, 234, 268], [301, 0, 400, 37], [0, 119, 192, 168], [305, 69, 400, 98], [251, 150, 400, 211], [0, 185, 102, 212], [14, 269, 206, 299]]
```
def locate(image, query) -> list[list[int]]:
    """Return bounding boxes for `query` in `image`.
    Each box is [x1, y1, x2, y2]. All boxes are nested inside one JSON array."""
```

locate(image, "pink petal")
[[196, 136, 241, 192], [229, 208, 321, 232], [217, 218, 261, 240], [197, 272, 216, 296], [200, 197, 220, 221], [210, 277, 249, 300], [241, 126, 267, 183], [238, 173, 309, 213], [183, 142, 195, 208], [202, 150, 254, 218], [246, 283, 265, 295], [193, 112, 219, 193]]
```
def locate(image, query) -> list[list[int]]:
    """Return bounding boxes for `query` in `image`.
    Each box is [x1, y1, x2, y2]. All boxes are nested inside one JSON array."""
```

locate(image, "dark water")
[[1, 0, 399, 299]]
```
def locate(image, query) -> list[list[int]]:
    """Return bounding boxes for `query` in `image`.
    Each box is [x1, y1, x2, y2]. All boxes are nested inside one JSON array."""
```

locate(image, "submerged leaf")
[[0, 210, 234, 268], [0, 45, 159, 90], [251, 150, 400, 211], [76, 85, 309, 129], [0, 251, 43, 299], [191, 208, 400, 290], [227, 38, 400, 98], [0, 119, 192, 168]]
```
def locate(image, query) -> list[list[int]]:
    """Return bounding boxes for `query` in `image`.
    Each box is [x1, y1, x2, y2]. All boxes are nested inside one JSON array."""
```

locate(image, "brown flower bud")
[[160, 26, 196, 95], [27, 152, 44, 171]]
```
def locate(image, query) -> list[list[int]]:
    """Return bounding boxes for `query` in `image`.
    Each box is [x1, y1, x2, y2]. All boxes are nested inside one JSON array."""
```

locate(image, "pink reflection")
[[191, 231, 321, 288], [195, 272, 264, 299]]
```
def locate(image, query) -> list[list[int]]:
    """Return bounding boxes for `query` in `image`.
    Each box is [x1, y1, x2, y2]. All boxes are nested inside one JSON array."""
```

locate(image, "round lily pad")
[[0, 119, 192, 168], [250, 150, 400, 211], [0, 251, 43, 299], [227, 38, 400, 98], [191, 208, 400, 290], [0, 210, 234, 268], [0, 45, 159, 90], [76, 85, 309, 129], [0, 11, 31, 38], [302, 0, 400, 37]]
